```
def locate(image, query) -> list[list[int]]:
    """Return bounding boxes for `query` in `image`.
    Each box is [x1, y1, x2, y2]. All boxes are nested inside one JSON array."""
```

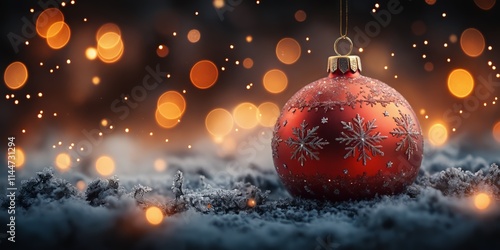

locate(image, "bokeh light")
[[86, 47, 98, 60], [205, 108, 234, 137], [294, 10, 307, 22], [233, 102, 259, 129], [187, 29, 201, 43], [425, 0, 437, 5], [276, 38, 301, 65], [154, 159, 167, 172], [46, 21, 71, 49], [36, 8, 64, 38], [257, 102, 280, 127], [145, 206, 164, 225], [155, 109, 180, 129], [55, 153, 71, 171], [424, 62, 434, 72], [156, 45, 169, 57], [97, 31, 124, 63], [157, 91, 186, 116], [92, 76, 101, 85], [190, 60, 218, 89], [474, 0, 496, 10], [474, 193, 491, 210], [492, 121, 500, 143], [76, 180, 86, 191], [263, 69, 288, 94], [460, 28, 485, 57], [4, 61, 28, 90], [448, 69, 474, 98], [428, 123, 448, 146], [243, 58, 254, 69], [213, 0, 224, 9], [96, 23, 121, 41], [158, 102, 182, 119], [95, 156, 115, 176]]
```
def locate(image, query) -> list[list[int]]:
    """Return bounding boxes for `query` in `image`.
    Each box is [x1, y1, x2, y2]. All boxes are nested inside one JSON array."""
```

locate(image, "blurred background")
[[1, 0, 499, 181]]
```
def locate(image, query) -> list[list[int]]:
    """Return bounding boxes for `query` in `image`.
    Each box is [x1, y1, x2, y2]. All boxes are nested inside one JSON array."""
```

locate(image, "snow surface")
[[1, 141, 500, 250]]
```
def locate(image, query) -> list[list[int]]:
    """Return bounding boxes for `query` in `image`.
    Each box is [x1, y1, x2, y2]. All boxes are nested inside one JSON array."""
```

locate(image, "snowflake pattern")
[[336, 114, 388, 165], [285, 120, 329, 166], [390, 110, 421, 160]]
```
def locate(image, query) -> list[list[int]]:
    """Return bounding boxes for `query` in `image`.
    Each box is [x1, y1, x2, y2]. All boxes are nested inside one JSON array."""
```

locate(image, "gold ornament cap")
[[327, 36, 362, 74]]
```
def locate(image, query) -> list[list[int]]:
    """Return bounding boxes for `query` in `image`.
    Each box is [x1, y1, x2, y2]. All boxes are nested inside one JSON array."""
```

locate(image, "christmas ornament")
[[271, 1, 423, 201]]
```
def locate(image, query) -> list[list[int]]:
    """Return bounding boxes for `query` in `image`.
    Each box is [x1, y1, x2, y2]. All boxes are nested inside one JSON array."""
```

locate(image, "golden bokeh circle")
[[4, 61, 28, 90], [447, 69, 474, 98], [190, 60, 218, 89], [205, 108, 234, 137], [263, 69, 288, 94]]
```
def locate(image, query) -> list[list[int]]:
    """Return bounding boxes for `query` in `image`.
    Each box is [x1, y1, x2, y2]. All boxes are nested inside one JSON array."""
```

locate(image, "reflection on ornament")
[[272, 43, 423, 201]]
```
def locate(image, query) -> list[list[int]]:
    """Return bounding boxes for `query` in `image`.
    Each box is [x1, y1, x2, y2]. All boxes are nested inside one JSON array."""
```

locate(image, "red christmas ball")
[[272, 55, 423, 201]]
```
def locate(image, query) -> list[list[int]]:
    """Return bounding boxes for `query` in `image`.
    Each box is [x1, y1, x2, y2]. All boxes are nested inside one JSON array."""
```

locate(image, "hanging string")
[[339, 0, 348, 37]]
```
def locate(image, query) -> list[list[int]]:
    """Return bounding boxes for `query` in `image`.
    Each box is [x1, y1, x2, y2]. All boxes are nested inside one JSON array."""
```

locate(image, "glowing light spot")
[[145, 206, 164, 225], [359, 48, 364, 53], [125, 128, 129, 133], [55, 153, 71, 171], [97, 31, 124, 63], [213, 0, 225, 8], [424, 62, 434, 72], [493, 121, 500, 143], [46, 21, 71, 49], [448, 69, 474, 98], [95, 156, 115, 176], [96, 23, 121, 42], [442, 13, 447, 17], [294, 10, 307, 22], [205, 108, 234, 138], [4, 61, 28, 90], [157, 91, 186, 116], [187, 29, 201, 43], [86, 47, 98, 60], [155, 109, 179, 129], [247, 198, 256, 208], [190, 60, 218, 89], [474, 0, 496, 10], [158, 102, 182, 119], [36, 8, 64, 38], [428, 123, 448, 146], [276, 38, 301, 65], [425, 0, 436, 5], [243, 58, 254, 69], [76, 180, 86, 191], [263, 69, 288, 94], [233, 102, 259, 129], [449, 34, 458, 43], [257, 102, 280, 127], [474, 193, 491, 210], [154, 159, 167, 172], [156, 44, 169, 57], [246, 35, 253, 43], [92, 76, 100, 85], [460, 28, 485, 57], [420, 109, 426, 115]]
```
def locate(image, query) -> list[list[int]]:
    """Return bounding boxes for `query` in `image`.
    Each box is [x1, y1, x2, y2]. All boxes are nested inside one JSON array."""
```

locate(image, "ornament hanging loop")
[[333, 36, 353, 56]]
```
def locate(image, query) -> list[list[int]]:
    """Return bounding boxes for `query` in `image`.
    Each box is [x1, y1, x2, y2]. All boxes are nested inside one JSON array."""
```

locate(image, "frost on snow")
[[5, 168, 79, 209], [169, 171, 270, 214], [336, 113, 388, 165], [285, 120, 329, 166], [390, 110, 421, 160]]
